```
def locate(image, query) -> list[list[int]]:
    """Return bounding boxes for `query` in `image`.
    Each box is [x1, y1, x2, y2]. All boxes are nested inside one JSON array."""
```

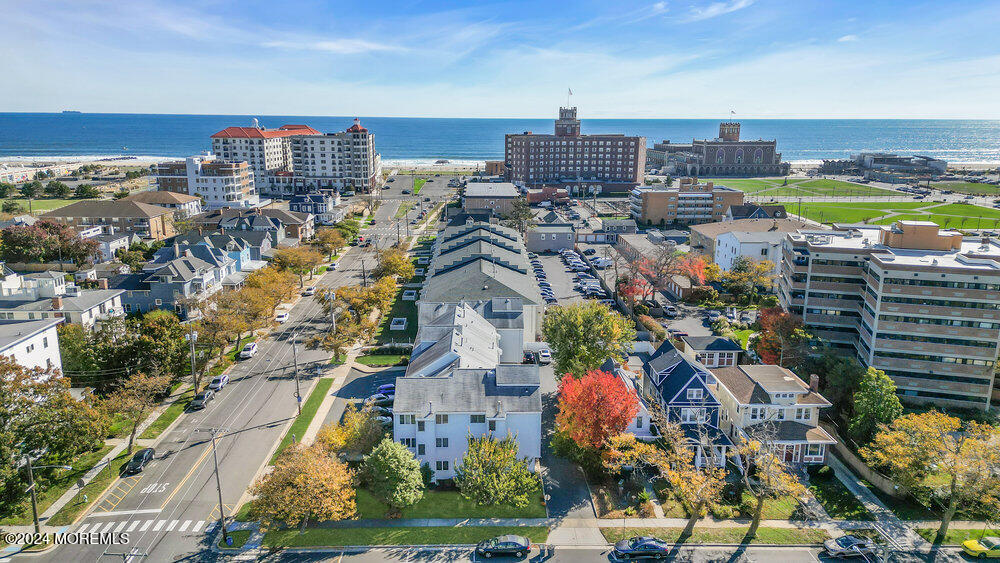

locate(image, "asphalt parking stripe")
[[166, 520, 178, 531], [76, 523, 90, 533], [127, 521, 140, 532], [113, 521, 127, 533], [140, 520, 153, 531], [191, 521, 204, 532], [178, 520, 191, 532]]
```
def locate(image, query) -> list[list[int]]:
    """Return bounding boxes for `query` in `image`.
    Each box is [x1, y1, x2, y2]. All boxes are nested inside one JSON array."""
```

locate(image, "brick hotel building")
[[778, 221, 1000, 410], [504, 107, 645, 192]]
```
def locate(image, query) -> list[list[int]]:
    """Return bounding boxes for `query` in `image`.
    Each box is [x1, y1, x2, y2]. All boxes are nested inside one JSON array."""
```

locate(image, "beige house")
[[42, 200, 175, 241], [709, 365, 836, 465], [463, 182, 520, 215]]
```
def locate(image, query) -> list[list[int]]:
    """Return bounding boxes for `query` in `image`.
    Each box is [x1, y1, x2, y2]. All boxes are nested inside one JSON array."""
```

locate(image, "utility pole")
[[24, 458, 71, 533], [292, 337, 302, 415], [396, 222, 401, 246], [188, 330, 198, 391], [361, 259, 368, 287], [196, 428, 230, 548]]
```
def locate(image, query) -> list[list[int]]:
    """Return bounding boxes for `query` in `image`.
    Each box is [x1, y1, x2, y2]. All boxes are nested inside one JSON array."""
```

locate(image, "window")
[[806, 444, 822, 457], [400, 438, 415, 448], [747, 406, 765, 421], [42, 337, 48, 348], [435, 437, 449, 448], [399, 414, 415, 425], [435, 414, 449, 425], [417, 444, 425, 455], [417, 421, 425, 431], [795, 408, 810, 421], [635, 416, 643, 429], [680, 408, 706, 423], [488, 420, 496, 431], [436, 461, 450, 471], [686, 388, 704, 401], [470, 414, 486, 424]]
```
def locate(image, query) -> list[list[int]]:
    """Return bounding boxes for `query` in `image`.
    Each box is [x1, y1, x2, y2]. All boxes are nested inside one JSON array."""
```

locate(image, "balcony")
[[809, 281, 863, 293], [804, 313, 858, 328], [810, 264, 864, 277], [872, 337, 998, 360], [877, 301, 1000, 322], [881, 283, 1000, 302], [890, 374, 992, 397], [878, 320, 1000, 340], [871, 356, 993, 377], [807, 297, 861, 310]]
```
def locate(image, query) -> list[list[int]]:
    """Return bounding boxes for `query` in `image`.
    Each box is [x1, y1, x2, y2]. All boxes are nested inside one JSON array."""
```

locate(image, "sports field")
[[705, 177, 899, 198], [791, 201, 1000, 229], [931, 181, 1000, 195]]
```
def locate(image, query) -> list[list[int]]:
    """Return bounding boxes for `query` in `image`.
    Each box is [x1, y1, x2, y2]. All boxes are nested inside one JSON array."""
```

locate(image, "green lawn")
[[7, 197, 81, 213], [0, 445, 116, 525], [355, 487, 547, 519], [218, 529, 252, 549], [873, 213, 1000, 230], [356, 353, 408, 366], [860, 481, 937, 521], [790, 203, 898, 224], [799, 179, 899, 197], [732, 329, 754, 350], [48, 449, 130, 526], [915, 527, 1000, 545], [928, 203, 1000, 220], [702, 178, 805, 193], [269, 378, 335, 463], [374, 289, 418, 345], [808, 476, 873, 520], [395, 201, 415, 218], [139, 387, 195, 439], [264, 526, 549, 548], [932, 181, 1000, 195], [600, 526, 829, 545], [413, 178, 427, 195], [710, 492, 800, 520]]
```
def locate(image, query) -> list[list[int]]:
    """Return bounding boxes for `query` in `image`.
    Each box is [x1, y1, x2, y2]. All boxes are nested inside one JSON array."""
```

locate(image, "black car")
[[475, 534, 530, 558], [613, 536, 670, 559], [583, 248, 597, 255], [124, 448, 155, 475], [189, 390, 214, 410]]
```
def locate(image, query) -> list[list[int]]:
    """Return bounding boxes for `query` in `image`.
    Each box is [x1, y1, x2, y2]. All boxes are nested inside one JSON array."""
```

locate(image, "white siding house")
[[0, 318, 64, 373], [714, 230, 785, 271]]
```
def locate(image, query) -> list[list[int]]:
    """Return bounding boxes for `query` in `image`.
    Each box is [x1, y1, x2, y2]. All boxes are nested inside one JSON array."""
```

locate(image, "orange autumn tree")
[[753, 307, 811, 367], [556, 369, 639, 450], [676, 254, 708, 285]]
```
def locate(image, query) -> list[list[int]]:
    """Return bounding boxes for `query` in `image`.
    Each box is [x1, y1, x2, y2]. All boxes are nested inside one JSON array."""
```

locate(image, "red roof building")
[[210, 124, 321, 139]]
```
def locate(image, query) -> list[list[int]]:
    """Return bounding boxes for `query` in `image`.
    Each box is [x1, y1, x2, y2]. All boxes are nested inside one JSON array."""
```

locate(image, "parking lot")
[[531, 250, 612, 307]]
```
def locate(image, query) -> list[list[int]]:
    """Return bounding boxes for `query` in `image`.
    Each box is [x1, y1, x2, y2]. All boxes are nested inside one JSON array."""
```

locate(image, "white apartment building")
[[715, 230, 784, 272], [290, 118, 382, 193], [393, 302, 541, 481], [155, 155, 260, 209], [210, 122, 321, 179], [0, 318, 64, 373]]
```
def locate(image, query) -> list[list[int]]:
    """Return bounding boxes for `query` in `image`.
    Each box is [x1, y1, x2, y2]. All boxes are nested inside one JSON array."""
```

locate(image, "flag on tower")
[[568, 88, 573, 96]]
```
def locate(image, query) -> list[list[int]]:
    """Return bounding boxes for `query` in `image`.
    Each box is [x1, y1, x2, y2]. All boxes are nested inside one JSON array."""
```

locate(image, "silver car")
[[823, 535, 877, 558]]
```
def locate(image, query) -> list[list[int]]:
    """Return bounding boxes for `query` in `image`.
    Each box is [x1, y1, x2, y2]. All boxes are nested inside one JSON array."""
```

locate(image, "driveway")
[[537, 362, 596, 520]]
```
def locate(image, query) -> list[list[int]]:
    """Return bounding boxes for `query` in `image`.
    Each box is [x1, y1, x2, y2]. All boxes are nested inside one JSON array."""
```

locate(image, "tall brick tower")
[[555, 107, 581, 137], [719, 122, 741, 141]]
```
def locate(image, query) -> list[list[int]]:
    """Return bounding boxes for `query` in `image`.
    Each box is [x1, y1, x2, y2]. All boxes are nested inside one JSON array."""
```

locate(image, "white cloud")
[[262, 39, 404, 55], [684, 0, 754, 22], [837, 34, 859, 42]]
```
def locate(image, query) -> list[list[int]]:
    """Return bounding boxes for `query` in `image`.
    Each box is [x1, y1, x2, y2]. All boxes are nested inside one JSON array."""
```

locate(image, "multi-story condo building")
[[647, 122, 789, 177], [778, 220, 1000, 410], [629, 178, 744, 226], [210, 122, 321, 180], [154, 155, 259, 209], [290, 118, 382, 193], [41, 200, 175, 241], [710, 365, 835, 465], [504, 107, 645, 192]]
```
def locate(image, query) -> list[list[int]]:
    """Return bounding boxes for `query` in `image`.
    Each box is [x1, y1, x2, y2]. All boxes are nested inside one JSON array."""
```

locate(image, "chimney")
[[51, 296, 63, 310], [809, 374, 820, 393], [97, 278, 108, 290]]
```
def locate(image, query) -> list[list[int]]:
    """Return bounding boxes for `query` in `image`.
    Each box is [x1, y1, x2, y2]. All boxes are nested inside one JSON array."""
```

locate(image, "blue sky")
[[2, 0, 999, 118]]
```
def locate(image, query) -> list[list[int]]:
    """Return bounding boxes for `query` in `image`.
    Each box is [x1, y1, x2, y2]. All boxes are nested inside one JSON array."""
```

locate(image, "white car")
[[238, 342, 258, 359], [302, 287, 316, 296], [275, 312, 290, 323], [537, 348, 552, 364]]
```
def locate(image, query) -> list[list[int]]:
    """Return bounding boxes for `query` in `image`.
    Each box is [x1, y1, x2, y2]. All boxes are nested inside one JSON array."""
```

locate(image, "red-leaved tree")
[[676, 255, 707, 286], [556, 369, 639, 450], [753, 307, 811, 367]]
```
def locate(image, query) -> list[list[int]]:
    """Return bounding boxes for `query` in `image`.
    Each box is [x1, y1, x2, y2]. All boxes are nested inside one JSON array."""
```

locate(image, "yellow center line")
[[159, 443, 213, 509]]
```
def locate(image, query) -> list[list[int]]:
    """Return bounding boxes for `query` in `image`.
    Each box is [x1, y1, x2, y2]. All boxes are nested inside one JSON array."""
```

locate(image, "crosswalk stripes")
[[78, 519, 207, 535]]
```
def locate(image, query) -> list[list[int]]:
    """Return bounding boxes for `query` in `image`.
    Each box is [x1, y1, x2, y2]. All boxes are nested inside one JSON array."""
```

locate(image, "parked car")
[[189, 390, 215, 410], [208, 374, 229, 391], [544, 296, 558, 304], [376, 383, 396, 395], [523, 351, 536, 364], [302, 287, 316, 296], [366, 393, 394, 407], [239, 342, 258, 359], [374, 415, 393, 426], [963, 536, 1000, 559], [402, 189, 411, 194], [275, 312, 290, 323], [124, 448, 155, 475], [475, 535, 530, 558], [537, 348, 552, 364], [663, 305, 678, 317], [613, 536, 671, 559], [824, 535, 878, 558], [371, 406, 393, 417]]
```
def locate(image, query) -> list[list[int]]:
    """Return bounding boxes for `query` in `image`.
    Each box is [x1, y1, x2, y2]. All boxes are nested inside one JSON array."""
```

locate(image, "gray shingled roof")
[[681, 336, 743, 352], [394, 368, 541, 416], [421, 260, 541, 305], [42, 200, 172, 219], [0, 318, 63, 351]]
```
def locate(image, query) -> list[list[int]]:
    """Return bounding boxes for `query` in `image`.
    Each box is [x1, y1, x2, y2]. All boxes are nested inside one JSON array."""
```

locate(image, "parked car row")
[[560, 249, 592, 273], [528, 253, 558, 305]]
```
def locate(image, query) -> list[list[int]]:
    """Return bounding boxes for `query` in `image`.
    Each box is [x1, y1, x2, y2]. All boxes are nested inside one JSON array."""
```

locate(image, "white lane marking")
[[191, 521, 204, 533], [114, 521, 127, 532], [76, 523, 90, 533], [89, 508, 162, 517], [153, 520, 165, 531], [127, 521, 140, 532], [178, 520, 191, 532], [100, 521, 116, 533], [166, 520, 178, 531], [205, 521, 217, 533], [140, 520, 153, 531]]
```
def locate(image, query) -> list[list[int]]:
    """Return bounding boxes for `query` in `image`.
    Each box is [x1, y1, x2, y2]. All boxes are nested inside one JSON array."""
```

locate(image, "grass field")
[[374, 288, 418, 344], [600, 526, 829, 545], [808, 476, 873, 521], [6, 197, 80, 213], [790, 200, 1000, 228], [269, 378, 335, 463], [355, 486, 547, 519], [355, 353, 408, 366], [703, 177, 899, 198], [413, 178, 427, 194], [48, 449, 130, 526], [932, 181, 1000, 195], [264, 526, 549, 548]]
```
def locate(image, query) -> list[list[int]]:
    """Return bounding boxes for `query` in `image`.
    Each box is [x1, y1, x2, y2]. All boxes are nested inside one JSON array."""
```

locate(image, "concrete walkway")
[[300, 343, 364, 446], [827, 453, 924, 548]]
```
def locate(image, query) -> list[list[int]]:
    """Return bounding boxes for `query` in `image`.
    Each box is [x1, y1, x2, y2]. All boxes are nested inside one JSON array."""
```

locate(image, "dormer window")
[[686, 388, 704, 401]]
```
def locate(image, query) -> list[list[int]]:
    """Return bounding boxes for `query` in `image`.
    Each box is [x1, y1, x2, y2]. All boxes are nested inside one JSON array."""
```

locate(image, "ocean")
[[1, 113, 999, 164]]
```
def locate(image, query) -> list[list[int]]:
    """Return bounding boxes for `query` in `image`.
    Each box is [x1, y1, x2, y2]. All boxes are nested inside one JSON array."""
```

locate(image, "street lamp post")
[[196, 428, 230, 547], [24, 457, 72, 533]]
